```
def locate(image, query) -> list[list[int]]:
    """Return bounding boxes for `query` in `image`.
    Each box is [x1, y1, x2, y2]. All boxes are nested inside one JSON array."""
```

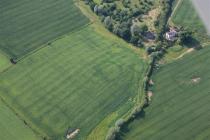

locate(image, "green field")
[[0, 100, 40, 140], [171, 0, 206, 34], [0, 51, 11, 72], [0, 0, 89, 59], [122, 46, 210, 140], [0, 26, 146, 140]]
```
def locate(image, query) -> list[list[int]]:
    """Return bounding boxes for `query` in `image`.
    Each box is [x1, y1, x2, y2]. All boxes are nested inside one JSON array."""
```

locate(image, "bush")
[[115, 119, 125, 127], [131, 104, 143, 117], [105, 127, 120, 140], [104, 16, 113, 31]]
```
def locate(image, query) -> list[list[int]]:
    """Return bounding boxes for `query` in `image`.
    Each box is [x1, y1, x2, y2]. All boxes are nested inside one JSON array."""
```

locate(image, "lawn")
[[171, 0, 206, 34], [0, 100, 40, 140], [0, 0, 89, 59], [0, 26, 146, 140], [121, 46, 210, 140]]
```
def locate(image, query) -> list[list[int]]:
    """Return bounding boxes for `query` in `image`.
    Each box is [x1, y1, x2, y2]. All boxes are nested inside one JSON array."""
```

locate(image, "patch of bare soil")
[[66, 129, 80, 139], [145, 8, 161, 31], [148, 8, 159, 18], [191, 77, 201, 84], [149, 79, 154, 85]]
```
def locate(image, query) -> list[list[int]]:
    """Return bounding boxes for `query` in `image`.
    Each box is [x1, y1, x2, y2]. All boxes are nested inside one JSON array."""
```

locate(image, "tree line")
[[85, 0, 155, 47]]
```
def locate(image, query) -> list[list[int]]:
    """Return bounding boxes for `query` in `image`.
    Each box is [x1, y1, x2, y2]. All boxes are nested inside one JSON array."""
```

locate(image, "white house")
[[166, 28, 177, 41]]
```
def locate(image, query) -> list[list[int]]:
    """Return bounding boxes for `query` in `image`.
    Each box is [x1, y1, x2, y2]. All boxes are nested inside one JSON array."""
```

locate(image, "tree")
[[137, 39, 143, 47], [115, 119, 125, 127], [132, 8, 142, 17], [87, 0, 96, 11], [119, 26, 131, 40], [130, 35, 139, 44], [146, 46, 154, 55], [113, 23, 120, 35], [178, 29, 193, 45], [104, 16, 113, 31], [131, 24, 142, 36], [139, 23, 148, 34], [117, 21, 132, 41], [105, 127, 120, 140]]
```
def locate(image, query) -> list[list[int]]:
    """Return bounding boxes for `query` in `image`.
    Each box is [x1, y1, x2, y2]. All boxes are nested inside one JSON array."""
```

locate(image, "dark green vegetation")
[[85, 0, 177, 58], [0, 100, 40, 140], [85, 0, 159, 46], [122, 45, 210, 140], [0, 26, 146, 140], [0, 0, 89, 59], [171, 0, 206, 34]]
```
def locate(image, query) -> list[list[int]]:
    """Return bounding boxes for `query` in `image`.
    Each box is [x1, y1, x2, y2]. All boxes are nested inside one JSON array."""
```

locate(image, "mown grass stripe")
[[0, 26, 146, 139]]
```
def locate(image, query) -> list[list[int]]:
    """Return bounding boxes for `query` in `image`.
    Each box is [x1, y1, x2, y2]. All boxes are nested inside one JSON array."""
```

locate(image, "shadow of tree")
[[116, 109, 147, 140], [184, 37, 203, 50]]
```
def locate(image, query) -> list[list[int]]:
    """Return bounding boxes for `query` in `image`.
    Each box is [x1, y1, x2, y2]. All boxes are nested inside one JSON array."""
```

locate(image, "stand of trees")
[[85, 0, 155, 47], [177, 29, 193, 45]]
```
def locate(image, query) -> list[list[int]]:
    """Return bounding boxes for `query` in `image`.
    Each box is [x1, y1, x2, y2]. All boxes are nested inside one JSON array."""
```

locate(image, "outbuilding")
[[165, 28, 178, 41]]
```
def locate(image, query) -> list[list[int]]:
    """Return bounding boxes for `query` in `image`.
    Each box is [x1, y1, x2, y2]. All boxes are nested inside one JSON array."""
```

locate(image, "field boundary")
[[0, 97, 46, 140], [17, 23, 92, 61], [0, 0, 90, 60], [0, 22, 92, 76]]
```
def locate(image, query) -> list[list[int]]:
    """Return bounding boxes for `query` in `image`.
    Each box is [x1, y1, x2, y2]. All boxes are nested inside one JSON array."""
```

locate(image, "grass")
[[162, 45, 188, 63], [0, 0, 89, 59], [0, 99, 40, 140], [171, 0, 206, 34], [121, 46, 210, 140], [87, 112, 118, 140], [76, 1, 147, 59], [0, 26, 146, 140], [0, 51, 11, 72]]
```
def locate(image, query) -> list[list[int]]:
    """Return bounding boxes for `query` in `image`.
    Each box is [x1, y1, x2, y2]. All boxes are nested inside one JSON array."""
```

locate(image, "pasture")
[[0, 0, 89, 59], [171, 0, 206, 34], [0, 51, 11, 72], [0, 100, 40, 140], [122, 46, 210, 140], [0, 26, 146, 140]]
